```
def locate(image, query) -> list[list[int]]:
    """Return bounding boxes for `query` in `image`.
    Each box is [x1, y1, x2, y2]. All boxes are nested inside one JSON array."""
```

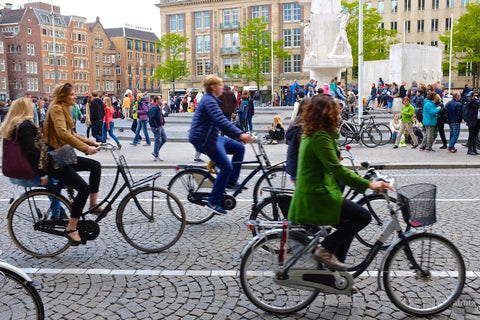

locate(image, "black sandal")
[[64, 229, 86, 246]]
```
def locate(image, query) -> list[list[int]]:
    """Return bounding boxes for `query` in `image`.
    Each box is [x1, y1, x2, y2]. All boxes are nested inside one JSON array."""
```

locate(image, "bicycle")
[[0, 255, 44, 319], [7, 143, 186, 258], [337, 113, 392, 147], [249, 145, 405, 249], [240, 183, 465, 316], [168, 137, 293, 224]]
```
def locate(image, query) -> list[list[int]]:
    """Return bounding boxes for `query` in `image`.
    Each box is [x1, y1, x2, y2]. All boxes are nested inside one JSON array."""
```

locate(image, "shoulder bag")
[[47, 112, 78, 170], [2, 126, 37, 179]]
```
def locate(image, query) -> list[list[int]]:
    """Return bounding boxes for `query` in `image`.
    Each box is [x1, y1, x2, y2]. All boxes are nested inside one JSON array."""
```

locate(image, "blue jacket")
[[189, 93, 242, 154], [422, 98, 440, 126], [445, 99, 463, 124], [148, 103, 163, 128]]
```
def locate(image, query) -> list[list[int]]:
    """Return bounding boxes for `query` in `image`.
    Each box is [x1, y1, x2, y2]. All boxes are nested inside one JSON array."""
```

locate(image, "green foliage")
[[152, 33, 190, 96], [343, 1, 397, 71], [229, 18, 290, 91], [439, 3, 480, 86]]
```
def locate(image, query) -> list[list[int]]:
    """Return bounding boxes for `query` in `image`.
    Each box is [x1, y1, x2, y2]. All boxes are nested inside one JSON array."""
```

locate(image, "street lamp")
[[50, 0, 58, 86]]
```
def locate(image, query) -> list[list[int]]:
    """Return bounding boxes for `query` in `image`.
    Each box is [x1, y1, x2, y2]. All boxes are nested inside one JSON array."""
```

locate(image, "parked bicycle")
[[0, 255, 44, 319], [7, 143, 186, 257], [337, 113, 392, 147], [168, 137, 293, 224], [249, 145, 404, 248], [240, 183, 465, 316]]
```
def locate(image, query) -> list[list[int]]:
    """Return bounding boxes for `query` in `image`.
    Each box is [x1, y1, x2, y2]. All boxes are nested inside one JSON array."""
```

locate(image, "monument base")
[[303, 57, 353, 87]]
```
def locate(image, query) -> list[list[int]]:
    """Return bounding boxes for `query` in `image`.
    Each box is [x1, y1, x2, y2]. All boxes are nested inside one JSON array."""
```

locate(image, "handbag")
[[2, 127, 37, 180], [49, 144, 77, 170]]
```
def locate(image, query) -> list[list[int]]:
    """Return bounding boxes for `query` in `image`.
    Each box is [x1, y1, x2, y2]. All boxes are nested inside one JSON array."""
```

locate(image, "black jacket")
[[89, 98, 105, 122]]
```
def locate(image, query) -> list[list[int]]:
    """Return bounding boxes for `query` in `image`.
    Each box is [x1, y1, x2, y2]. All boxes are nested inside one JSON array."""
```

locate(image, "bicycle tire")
[[239, 230, 319, 314], [117, 186, 185, 253], [336, 122, 355, 147], [253, 166, 294, 204], [0, 267, 45, 320], [376, 123, 392, 146], [167, 168, 216, 224], [361, 125, 382, 147], [383, 233, 465, 316], [7, 189, 72, 257], [355, 194, 408, 249], [249, 195, 292, 237]]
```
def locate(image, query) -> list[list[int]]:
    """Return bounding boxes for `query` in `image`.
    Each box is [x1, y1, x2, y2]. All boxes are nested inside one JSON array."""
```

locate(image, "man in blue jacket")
[[445, 92, 463, 153], [189, 75, 254, 214]]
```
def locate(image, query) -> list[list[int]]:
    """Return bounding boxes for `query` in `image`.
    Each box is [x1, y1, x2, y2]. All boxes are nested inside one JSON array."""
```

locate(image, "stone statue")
[[328, 10, 351, 58], [303, 19, 315, 58]]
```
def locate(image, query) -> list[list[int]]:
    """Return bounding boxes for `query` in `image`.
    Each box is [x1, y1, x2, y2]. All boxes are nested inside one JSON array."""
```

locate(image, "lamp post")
[[50, 0, 58, 86], [357, 0, 364, 124], [448, 13, 453, 96]]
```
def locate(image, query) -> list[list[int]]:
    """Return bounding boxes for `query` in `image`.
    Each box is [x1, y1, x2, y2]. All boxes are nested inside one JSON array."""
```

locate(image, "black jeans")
[[436, 120, 447, 146], [467, 121, 480, 152], [91, 120, 103, 143], [321, 198, 371, 263], [49, 156, 101, 219]]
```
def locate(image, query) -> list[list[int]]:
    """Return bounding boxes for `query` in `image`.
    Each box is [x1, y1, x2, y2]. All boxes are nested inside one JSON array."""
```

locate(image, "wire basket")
[[118, 154, 135, 187], [397, 183, 437, 227]]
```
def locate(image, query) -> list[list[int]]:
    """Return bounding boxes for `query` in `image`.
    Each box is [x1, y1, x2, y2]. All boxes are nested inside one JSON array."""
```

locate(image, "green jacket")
[[400, 103, 415, 123], [132, 101, 139, 120], [288, 131, 370, 225]]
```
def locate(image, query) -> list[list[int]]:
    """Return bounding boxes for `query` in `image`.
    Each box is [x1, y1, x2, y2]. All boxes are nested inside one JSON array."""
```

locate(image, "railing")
[[220, 47, 240, 55], [220, 22, 240, 30]]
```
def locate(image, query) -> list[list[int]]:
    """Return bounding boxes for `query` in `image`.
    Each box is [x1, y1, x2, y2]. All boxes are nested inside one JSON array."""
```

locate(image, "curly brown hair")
[[302, 94, 340, 137]]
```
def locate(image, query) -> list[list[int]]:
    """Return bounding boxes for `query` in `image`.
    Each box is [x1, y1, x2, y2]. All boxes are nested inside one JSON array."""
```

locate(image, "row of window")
[[387, 18, 452, 32], [41, 28, 66, 39], [126, 39, 160, 53], [126, 51, 161, 64], [376, 0, 470, 13]]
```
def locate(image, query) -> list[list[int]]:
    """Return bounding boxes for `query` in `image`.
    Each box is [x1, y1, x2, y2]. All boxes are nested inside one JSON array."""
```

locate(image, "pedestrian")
[[445, 92, 463, 153], [434, 93, 448, 149], [389, 113, 401, 142], [418, 92, 441, 152], [130, 92, 151, 146], [265, 115, 285, 144], [122, 94, 131, 119], [236, 92, 250, 133], [102, 97, 121, 149], [253, 91, 260, 108], [393, 97, 418, 149], [247, 92, 255, 132], [463, 91, 480, 155], [149, 95, 167, 161], [89, 91, 105, 143], [219, 84, 236, 123]]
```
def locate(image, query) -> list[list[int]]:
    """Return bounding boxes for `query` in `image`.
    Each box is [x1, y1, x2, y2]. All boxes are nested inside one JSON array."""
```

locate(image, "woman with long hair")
[[43, 83, 102, 246], [288, 95, 392, 273], [265, 115, 285, 144], [102, 97, 121, 149], [418, 91, 441, 152]]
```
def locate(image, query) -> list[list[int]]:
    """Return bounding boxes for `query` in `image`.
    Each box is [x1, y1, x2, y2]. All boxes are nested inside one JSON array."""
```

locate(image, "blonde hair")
[[1, 98, 34, 139], [104, 97, 112, 107], [202, 75, 222, 93], [273, 115, 284, 129], [137, 92, 144, 100]]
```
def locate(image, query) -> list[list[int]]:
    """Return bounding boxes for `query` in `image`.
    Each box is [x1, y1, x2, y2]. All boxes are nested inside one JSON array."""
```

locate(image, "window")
[[432, 0, 439, 9], [404, 0, 411, 11], [135, 41, 140, 51], [204, 35, 211, 52], [391, 21, 398, 30], [461, 0, 468, 6], [418, 0, 425, 10], [284, 56, 291, 73], [196, 36, 203, 53], [446, 0, 453, 7], [205, 59, 211, 74], [405, 20, 411, 33], [0, 41, 4, 54], [445, 17, 452, 31], [222, 8, 239, 24], [391, 0, 398, 12], [379, 22, 385, 29], [283, 29, 291, 47], [0, 59, 4, 71], [252, 5, 269, 21], [431, 41, 438, 47], [293, 55, 301, 73], [196, 60, 204, 76], [458, 62, 472, 76], [431, 19, 438, 32], [293, 28, 301, 47], [417, 20, 424, 32], [282, 3, 300, 22], [170, 14, 184, 31], [1, 77, 5, 90], [195, 11, 210, 29], [378, 1, 385, 13], [127, 40, 133, 50]]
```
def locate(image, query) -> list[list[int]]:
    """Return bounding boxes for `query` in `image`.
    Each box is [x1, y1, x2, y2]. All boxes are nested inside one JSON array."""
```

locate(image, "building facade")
[[105, 27, 161, 96], [66, 15, 91, 96]]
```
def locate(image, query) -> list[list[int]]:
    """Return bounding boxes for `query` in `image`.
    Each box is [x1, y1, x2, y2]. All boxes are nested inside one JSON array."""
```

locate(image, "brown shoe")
[[313, 246, 347, 271]]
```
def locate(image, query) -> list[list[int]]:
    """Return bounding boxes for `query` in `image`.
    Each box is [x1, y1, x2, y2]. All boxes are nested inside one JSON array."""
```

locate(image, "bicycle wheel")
[[253, 167, 294, 204], [7, 190, 72, 257], [0, 267, 45, 320], [117, 186, 185, 253], [240, 230, 319, 314], [167, 168, 216, 224], [361, 125, 382, 147], [249, 195, 291, 237], [336, 122, 355, 147], [376, 123, 393, 145], [383, 233, 465, 316], [355, 194, 407, 249]]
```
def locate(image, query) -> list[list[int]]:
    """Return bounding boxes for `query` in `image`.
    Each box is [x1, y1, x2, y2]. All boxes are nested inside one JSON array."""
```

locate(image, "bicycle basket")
[[397, 183, 437, 227], [118, 154, 135, 186]]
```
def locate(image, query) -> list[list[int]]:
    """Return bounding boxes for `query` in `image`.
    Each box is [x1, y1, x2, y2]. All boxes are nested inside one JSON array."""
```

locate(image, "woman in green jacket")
[[393, 96, 418, 148], [288, 95, 392, 271]]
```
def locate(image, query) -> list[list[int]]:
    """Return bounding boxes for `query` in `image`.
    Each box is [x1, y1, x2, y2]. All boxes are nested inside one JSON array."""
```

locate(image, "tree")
[[152, 33, 190, 97], [229, 18, 290, 96], [343, 1, 397, 73], [439, 3, 480, 87]]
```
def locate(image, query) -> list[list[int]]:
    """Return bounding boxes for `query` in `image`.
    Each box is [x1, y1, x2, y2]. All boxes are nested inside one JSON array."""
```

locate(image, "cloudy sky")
[[4, 0, 162, 36]]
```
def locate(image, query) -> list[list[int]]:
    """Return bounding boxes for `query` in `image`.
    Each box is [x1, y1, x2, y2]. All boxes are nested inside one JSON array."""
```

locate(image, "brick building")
[[66, 15, 90, 96]]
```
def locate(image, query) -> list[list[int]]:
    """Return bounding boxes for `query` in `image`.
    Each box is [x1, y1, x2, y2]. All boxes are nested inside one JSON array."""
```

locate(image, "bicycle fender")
[[238, 229, 284, 259], [0, 260, 33, 282], [376, 229, 425, 291]]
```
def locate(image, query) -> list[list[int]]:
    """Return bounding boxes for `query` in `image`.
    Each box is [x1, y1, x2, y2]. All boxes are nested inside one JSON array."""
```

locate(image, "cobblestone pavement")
[[0, 167, 479, 319]]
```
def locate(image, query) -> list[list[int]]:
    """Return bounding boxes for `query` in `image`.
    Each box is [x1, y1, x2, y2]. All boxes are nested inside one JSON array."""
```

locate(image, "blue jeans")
[[102, 121, 120, 144], [247, 114, 253, 132], [203, 136, 245, 206], [151, 126, 167, 157], [448, 124, 460, 150], [133, 119, 151, 144]]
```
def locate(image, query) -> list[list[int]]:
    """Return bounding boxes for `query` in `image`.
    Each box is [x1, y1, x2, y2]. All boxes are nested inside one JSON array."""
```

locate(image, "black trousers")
[[436, 120, 447, 146], [467, 122, 480, 151], [91, 120, 103, 143], [321, 198, 372, 263], [49, 156, 101, 219]]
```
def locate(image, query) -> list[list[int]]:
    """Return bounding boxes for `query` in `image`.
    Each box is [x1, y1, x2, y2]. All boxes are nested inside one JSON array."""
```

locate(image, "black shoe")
[[64, 229, 86, 246], [467, 150, 478, 155], [427, 149, 435, 152], [393, 145, 398, 149], [411, 145, 418, 149], [227, 183, 248, 190], [439, 145, 448, 149]]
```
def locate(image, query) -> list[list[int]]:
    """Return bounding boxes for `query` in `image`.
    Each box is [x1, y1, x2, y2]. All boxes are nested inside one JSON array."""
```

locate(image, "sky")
[[4, 0, 162, 36]]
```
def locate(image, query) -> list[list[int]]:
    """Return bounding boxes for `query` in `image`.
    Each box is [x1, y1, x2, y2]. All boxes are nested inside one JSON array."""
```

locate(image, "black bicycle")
[[7, 143, 186, 257], [337, 114, 392, 147]]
